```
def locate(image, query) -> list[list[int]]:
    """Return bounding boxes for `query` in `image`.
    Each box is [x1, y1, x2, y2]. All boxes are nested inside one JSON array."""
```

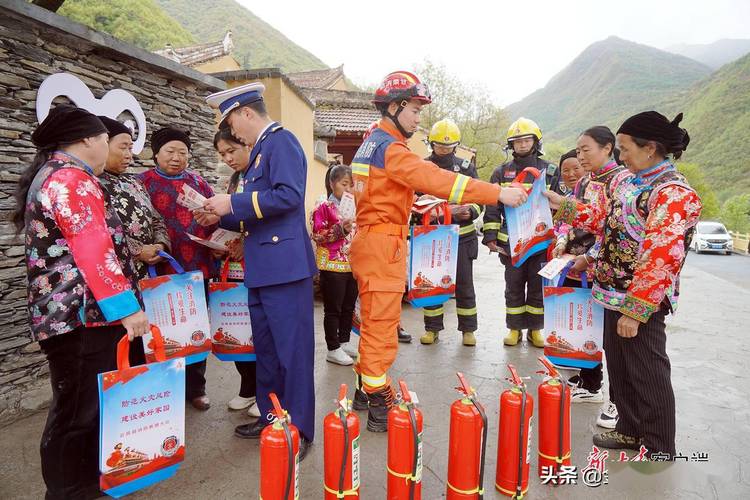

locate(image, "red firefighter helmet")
[[372, 71, 432, 105]]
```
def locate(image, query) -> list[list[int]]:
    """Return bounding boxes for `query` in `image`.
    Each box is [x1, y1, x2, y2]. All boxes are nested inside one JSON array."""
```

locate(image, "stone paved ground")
[[1, 250, 749, 499]]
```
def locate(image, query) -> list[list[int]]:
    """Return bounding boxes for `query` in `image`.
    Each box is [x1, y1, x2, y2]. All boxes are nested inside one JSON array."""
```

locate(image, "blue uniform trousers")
[[248, 277, 315, 441]]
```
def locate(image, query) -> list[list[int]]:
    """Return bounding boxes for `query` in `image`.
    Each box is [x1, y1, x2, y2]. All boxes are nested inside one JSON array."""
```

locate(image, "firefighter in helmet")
[[348, 71, 527, 432], [482, 117, 559, 347], [419, 119, 481, 346]]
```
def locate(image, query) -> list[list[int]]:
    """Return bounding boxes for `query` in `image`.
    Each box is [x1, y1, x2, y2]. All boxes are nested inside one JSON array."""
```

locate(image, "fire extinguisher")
[[446, 372, 488, 499], [260, 393, 300, 500], [537, 356, 571, 479], [387, 380, 423, 500], [495, 364, 534, 499], [323, 384, 361, 499]]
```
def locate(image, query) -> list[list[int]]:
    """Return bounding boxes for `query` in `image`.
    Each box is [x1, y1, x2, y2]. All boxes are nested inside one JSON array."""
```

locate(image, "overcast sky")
[[239, 0, 750, 106]]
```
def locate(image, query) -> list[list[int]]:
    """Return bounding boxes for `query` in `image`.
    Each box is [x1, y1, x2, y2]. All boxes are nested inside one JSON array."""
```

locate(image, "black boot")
[[397, 327, 412, 343], [366, 387, 393, 433], [353, 388, 369, 411]]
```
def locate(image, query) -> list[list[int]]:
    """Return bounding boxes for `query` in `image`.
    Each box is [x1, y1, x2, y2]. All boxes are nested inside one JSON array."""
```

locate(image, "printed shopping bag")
[[98, 326, 185, 498], [351, 297, 361, 336], [139, 251, 210, 364], [543, 262, 604, 369], [407, 203, 459, 307], [209, 260, 255, 361], [505, 167, 554, 267]]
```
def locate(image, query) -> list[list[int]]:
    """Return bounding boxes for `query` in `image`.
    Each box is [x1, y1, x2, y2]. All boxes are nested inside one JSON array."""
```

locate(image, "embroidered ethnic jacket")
[[556, 162, 702, 322], [25, 152, 141, 341]]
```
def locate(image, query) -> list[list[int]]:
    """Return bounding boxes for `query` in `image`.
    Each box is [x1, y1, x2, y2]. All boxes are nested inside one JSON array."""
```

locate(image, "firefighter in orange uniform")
[[349, 70, 527, 432]]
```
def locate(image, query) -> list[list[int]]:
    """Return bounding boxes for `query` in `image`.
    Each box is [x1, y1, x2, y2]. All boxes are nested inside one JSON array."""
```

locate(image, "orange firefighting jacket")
[[351, 120, 500, 229]]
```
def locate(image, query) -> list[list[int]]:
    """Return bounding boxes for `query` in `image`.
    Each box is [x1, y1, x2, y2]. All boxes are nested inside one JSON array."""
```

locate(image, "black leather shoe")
[[234, 419, 268, 439], [298, 436, 312, 462], [397, 327, 412, 343], [352, 388, 369, 411]]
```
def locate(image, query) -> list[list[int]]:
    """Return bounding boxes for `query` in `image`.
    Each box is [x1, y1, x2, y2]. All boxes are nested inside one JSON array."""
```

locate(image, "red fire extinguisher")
[[446, 372, 488, 499], [260, 393, 300, 500], [495, 364, 534, 498], [537, 356, 571, 479], [324, 384, 361, 499], [387, 380, 423, 500]]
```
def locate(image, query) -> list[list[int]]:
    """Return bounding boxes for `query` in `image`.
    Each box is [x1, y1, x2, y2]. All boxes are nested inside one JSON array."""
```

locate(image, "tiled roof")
[[315, 108, 381, 133], [287, 65, 344, 89], [155, 31, 234, 67], [301, 88, 373, 108]]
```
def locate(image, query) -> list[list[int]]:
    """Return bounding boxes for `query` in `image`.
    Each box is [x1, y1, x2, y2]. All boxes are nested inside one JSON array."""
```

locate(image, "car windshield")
[[698, 223, 728, 235]]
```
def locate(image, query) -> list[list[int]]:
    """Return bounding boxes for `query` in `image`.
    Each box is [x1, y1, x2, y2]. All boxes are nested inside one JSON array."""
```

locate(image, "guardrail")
[[730, 231, 750, 255]]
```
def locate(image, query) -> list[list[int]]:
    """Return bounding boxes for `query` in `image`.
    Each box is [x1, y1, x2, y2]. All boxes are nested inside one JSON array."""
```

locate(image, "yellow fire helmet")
[[428, 118, 461, 146], [506, 117, 542, 143]]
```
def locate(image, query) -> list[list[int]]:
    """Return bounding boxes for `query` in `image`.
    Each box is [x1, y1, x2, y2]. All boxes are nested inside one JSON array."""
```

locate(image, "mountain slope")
[[669, 53, 750, 199], [666, 39, 750, 70], [154, 0, 327, 72], [58, 0, 195, 50], [505, 36, 712, 141]]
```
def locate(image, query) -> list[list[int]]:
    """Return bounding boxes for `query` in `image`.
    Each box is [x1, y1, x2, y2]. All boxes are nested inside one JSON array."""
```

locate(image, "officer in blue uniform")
[[204, 82, 317, 459]]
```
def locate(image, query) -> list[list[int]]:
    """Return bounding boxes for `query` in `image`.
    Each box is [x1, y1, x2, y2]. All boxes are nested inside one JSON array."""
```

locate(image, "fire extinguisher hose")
[[407, 403, 419, 500], [558, 378, 567, 472], [470, 395, 488, 499], [515, 388, 527, 500], [338, 409, 349, 497], [282, 420, 293, 500]]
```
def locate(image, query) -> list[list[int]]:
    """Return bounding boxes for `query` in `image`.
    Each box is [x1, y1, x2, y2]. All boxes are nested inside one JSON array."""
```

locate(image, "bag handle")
[[421, 202, 452, 226], [117, 325, 166, 371], [511, 167, 542, 195], [220, 258, 246, 282], [147, 250, 185, 278], [557, 260, 589, 288]]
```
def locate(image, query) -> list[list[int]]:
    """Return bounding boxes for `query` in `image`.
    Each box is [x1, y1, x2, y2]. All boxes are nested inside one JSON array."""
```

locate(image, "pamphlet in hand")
[[412, 196, 446, 214], [187, 229, 241, 251], [177, 184, 207, 210], [338, 192, 356, 221], [538, 255, 574, 280]]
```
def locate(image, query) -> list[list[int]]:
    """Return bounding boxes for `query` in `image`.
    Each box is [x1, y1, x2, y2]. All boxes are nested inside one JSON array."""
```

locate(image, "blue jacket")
[[220, 123, 317, 288]]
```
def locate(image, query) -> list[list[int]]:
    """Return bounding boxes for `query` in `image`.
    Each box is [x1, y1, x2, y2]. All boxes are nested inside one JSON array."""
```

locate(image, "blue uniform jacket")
[[220, 123, 317, 288]]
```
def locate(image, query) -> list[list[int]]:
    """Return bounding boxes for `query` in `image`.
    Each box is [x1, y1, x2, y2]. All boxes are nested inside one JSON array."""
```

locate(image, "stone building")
[[0, 0, 227, 424]]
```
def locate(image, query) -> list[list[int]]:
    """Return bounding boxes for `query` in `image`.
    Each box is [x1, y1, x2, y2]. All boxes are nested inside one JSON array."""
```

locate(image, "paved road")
[[2, 250, 749, 499], [685, 250, 750, 292]]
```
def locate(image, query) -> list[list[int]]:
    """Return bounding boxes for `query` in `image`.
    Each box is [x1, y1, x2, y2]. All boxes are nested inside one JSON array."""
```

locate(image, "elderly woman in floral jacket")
[[546, 111, 702, 460], [14, 105, 149, 500]]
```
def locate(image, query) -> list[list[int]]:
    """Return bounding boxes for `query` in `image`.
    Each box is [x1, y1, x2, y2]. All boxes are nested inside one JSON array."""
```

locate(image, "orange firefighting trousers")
[[350, 224, 408, 393]]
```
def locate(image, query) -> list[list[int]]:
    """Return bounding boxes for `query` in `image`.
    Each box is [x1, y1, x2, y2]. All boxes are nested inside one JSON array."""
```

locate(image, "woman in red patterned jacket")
[[14, 105, 149, 499], [545, 111, 702, 459]]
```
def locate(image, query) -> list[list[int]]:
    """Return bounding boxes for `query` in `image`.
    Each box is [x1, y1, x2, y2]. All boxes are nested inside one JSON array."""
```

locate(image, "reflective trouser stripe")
[[456, 306, 477, 316], [459, 224, 476, 235], [361, 373, 387, 389], [497, 232, 509, 242], [483, 222, 501, 231], [526, 305, 544, 315], [507, 306, 526, 315], [423, 307, 444, 317]]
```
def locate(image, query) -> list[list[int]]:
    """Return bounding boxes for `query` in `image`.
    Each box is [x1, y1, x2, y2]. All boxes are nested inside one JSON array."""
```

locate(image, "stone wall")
[[0, 0, 228, 425]]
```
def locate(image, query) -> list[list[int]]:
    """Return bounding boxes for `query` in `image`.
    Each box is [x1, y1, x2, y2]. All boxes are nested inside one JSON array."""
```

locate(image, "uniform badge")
[[255, 154, 262, 167]]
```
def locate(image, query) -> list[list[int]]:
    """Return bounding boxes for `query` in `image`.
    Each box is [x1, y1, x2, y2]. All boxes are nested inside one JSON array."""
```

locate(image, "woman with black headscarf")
[[545, 111, 702, 459], [14, 105, 149, 499], [138, 126, 216, 411]]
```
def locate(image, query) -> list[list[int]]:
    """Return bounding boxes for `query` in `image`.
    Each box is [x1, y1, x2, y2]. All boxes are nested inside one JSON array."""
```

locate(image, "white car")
[[691, 221, 733, 255]]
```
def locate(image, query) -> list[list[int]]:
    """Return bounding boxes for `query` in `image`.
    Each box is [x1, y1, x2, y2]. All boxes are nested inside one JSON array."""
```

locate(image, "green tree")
[[676, 162, 720, 219], [414, 60, 510, 180], [720, 193, 750, 233], [59, 0, 195, 51]]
